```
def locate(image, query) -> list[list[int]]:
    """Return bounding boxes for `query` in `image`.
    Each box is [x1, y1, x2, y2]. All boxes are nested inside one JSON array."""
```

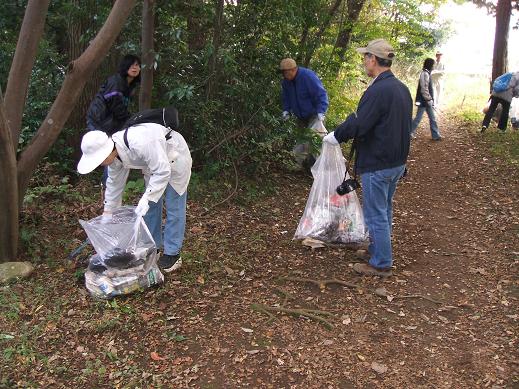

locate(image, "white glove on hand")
[[135, 196, 150, 217], [100, 211, 113, 224], [323, 132, 339, 145], [317, 113, 325, 122], [282, 111, 290, 121]]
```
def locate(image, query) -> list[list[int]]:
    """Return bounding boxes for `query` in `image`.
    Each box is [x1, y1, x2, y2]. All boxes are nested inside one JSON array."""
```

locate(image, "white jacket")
[[104, 123, 192, 212]]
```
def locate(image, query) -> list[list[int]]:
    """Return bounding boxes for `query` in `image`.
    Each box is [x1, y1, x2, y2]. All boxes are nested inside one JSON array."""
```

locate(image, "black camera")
[[336, 178, 360, 195]]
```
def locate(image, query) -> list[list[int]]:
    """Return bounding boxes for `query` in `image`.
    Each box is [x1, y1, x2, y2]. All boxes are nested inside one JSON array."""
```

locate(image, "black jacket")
[[334, 70, 412, 174], [87, 74, 137, 135]]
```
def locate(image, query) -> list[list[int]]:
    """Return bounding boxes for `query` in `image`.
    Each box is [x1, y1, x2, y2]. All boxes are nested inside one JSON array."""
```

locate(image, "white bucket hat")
[[77, 131, 114, 174]]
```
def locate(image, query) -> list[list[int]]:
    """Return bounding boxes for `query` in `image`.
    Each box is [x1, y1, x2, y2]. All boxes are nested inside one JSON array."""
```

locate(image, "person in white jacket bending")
[[77, 123, 192, 272]]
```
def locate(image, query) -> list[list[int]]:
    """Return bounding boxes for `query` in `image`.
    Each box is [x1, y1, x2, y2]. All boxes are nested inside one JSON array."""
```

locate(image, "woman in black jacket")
[[87, 54, 141, 135]]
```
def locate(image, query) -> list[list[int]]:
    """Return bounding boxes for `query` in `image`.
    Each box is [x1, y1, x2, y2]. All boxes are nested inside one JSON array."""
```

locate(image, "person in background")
[[280, 58, 329, 171], [323, 39, 412, 277], [480, 72, 519, 133], [77, 122, 192, 273], [87, 54, 141, 135], [410, 58, 442, 141], [431, 51, 445, 106]]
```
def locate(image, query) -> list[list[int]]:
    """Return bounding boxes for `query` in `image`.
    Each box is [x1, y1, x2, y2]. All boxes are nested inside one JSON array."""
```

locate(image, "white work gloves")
[[135, 195, 150, 217], [100, 211, 113, 224], [317, 113, 325, 122], [323, 131, 339, 145], [282, 111, 290, 121]]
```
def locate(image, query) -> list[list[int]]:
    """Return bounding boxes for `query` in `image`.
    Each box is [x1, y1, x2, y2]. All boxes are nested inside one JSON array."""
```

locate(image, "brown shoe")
[[355, 249, 370, 261], [353, 263, 392, 277]]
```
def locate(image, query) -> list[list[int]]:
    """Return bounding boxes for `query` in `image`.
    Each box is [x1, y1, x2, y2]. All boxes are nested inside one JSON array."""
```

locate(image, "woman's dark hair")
[[118, 54, 141, 84], [423, 58, 435, 72]]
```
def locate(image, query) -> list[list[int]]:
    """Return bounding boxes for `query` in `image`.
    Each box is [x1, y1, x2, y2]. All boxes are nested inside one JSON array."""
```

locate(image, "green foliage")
[[123, 178, 145, 203], [488, 131, 519, 165], [1, 0, 449, 202]]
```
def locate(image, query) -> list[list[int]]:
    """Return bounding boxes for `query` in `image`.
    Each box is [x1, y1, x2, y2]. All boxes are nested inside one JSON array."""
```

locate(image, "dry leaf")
[[150, 351, 165, 361], [241, 327, 253, 333], [371, 362, 388, 374], [196, 275, 205, 285]]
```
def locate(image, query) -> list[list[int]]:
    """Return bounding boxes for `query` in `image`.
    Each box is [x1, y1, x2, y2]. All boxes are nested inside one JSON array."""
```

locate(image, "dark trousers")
[[482, 96, 511, 131]]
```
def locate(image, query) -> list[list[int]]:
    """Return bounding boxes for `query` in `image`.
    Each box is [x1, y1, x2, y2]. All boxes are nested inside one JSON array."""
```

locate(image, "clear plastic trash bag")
[[294, 143, 367, 244], [79, 206, 164, 299]]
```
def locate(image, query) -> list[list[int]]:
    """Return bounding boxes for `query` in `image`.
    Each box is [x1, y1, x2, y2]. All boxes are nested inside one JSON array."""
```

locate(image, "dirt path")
[[1, 118, 518, 388]]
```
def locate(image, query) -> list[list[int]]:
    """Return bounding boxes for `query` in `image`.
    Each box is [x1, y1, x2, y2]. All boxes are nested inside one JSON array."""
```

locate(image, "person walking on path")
[[280, 58, 329, 170], [322, 39, 412, 277], [411, 58, 442, 141], [481, 72, 519, 133], [431, 51, 445, 106], [77, 122, 192, 273]]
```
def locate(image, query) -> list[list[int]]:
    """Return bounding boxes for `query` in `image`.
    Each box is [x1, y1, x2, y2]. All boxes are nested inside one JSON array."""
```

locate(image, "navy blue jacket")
[[334, 70, 412, 174], [281, 67, 329, 120], [87, 74, 138, 135]]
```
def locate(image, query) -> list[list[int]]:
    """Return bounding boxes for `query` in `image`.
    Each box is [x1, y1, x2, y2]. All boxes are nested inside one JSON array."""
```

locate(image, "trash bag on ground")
[[79, 206, 163, 299], [294, 143, 367, 244]]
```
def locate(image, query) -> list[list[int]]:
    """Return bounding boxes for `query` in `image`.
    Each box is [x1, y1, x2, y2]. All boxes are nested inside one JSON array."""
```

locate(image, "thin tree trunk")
[[187, 0, 207, 53], [0, 88, 18, 262], [491, 0, 511, 83], [4, 0, 51, 150], [303, 0, 343, 67], [206, 0, 224, 101], [139, 0, 155, 110], [335, 0, 366, 62], [17, 0, 137, 205]]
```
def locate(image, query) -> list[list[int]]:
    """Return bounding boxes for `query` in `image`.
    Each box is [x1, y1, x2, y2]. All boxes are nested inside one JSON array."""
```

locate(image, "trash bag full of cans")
[[79, 207, 163, 299], [294, 143, 367, 244]]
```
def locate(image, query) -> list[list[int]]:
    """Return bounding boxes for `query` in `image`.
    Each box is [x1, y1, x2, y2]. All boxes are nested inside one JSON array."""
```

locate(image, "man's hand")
[[135, 196, 150, 217], [100, 211, 113, 224], [427, 100, 434, 108], [317, 113, 325, 122], [323, 132, 339, 145], [282, 111, 290, 121]]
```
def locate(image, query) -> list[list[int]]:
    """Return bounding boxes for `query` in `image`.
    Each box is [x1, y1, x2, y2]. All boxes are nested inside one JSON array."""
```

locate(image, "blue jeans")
[[411, 105, 441, 139], [144, 184, 187, 256], [361, 165, 406, 269]]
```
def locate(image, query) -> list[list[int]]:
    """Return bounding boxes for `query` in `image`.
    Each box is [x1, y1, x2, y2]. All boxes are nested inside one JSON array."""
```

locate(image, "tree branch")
[[4, 0, 51, 149], [16, 0, 137, 204]]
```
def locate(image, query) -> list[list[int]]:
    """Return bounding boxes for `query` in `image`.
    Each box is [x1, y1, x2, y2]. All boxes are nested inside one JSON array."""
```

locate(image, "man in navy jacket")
[[280, 58, 329, 170], [323, 39, 412, 277]]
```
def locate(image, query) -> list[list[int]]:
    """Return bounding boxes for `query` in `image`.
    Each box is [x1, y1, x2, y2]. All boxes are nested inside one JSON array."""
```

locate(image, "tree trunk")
[[16, 0, 137, 210], [0, 88, 19, 262], [187, 0, 207, 53], [335, 0, 366, 62], [491, 0, 511, 83], [302, 0, 343, 67], [4, 0, 51, 150], [206, 0, 224, 101], [139, 0, 155, 110]]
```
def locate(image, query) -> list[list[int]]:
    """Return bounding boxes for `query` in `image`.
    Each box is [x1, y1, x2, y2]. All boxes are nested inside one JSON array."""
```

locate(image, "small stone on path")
[[0, 262, 34, 284]]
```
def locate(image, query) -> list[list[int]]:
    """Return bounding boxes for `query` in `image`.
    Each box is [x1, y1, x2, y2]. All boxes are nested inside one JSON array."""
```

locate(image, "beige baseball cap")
[[356, 39, 395, 60], [279, 58, 297, 70]]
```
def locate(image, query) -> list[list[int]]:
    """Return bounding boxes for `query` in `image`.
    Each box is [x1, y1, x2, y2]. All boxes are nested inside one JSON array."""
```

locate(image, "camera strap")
[[344, 139, 357, 180]]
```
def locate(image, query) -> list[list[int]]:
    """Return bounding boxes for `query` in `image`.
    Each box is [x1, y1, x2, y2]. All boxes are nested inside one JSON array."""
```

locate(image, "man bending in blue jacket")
[[280, 58, 329, 171]]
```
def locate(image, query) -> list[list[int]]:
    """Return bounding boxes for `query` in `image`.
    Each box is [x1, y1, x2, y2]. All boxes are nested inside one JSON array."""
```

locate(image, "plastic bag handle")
[[128, 216, 143, 250]]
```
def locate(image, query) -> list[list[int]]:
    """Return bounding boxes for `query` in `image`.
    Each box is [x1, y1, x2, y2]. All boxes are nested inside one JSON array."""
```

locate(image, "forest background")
[[0, 0, 516, 262]]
